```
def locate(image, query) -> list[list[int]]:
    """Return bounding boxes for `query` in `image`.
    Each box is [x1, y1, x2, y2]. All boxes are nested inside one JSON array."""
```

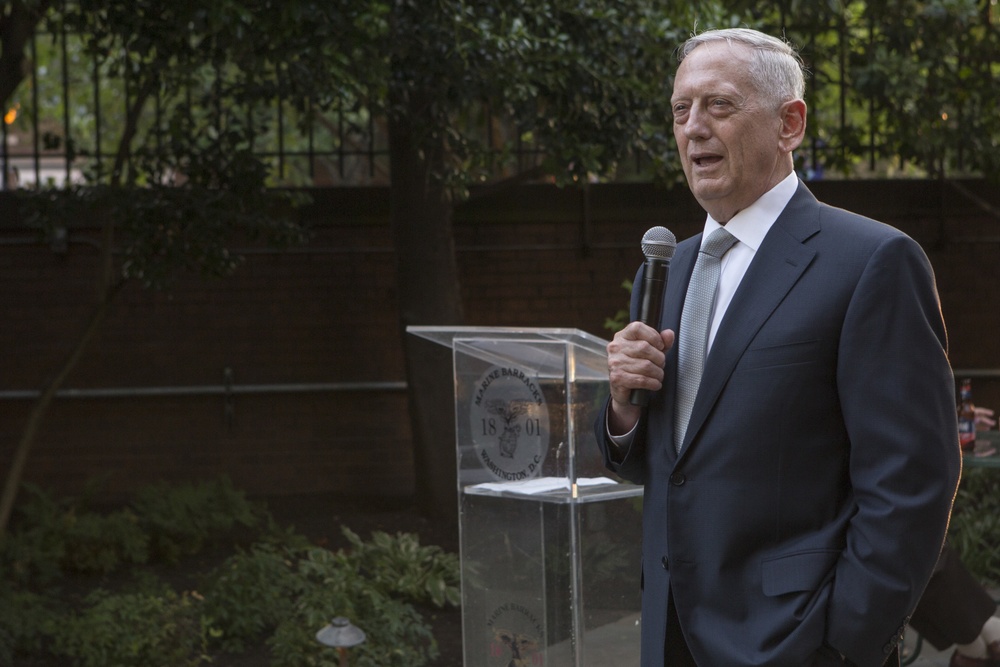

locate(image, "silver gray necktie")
[[674, 227, 739, 451]]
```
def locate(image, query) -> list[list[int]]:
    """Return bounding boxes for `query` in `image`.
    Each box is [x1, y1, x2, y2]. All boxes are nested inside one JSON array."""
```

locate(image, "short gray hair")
[[678, 28, 806, 106]]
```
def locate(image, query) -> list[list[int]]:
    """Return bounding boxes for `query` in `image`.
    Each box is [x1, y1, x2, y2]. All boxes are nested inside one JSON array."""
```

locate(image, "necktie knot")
[[701, 226, 738, 259]]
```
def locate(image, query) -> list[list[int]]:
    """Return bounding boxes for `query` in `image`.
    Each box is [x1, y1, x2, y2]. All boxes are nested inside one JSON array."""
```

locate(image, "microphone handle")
[[629, 388, 653, 406], [629, 257, 668, 407]]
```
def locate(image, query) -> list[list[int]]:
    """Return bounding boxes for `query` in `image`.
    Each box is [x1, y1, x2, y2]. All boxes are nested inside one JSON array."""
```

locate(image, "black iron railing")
[[2, 5, 997, 190]]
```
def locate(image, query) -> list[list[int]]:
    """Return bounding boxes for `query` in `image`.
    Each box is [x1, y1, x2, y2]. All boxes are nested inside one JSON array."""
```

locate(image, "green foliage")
[[199, 542, 303, 653], [58, 508, 150, 574], [0, 483, 149, 583], [0, 485, 70, 585], [603, 278, 634, 333], [376, 0, 687, 191], [268, 546, 439, 667], [728, 0, 1000, 180], [51, 589, 210, 667], [849, 0, 1000, 178], [0, 478, 461, 666], [8, 0, 1000, 194], [0, 477, 264, 583], [10, 0, 692, 192], [341, 527, 461, 608], [130, 476, 263, 562], [203, 530, 460, 665], [0, 586, 56, 664], [18, 184, 309, 290], [948, 466, 1000, 585], [12, 0, 315, 292]]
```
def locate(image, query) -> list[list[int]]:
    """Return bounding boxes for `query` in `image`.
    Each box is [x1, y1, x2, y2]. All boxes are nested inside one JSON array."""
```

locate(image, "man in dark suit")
[[596, 28, 961, 666]]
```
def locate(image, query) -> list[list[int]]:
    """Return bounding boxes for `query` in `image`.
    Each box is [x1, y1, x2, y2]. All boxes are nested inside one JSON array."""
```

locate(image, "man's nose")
[[683, 105, 711, 140]]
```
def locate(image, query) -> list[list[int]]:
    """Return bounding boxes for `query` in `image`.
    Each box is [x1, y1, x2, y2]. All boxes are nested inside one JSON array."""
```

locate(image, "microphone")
[[629, 226, 677, 407]]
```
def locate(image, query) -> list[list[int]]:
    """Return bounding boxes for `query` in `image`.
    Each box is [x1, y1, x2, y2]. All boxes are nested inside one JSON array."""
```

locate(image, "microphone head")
[[641, 226, 677, 261]]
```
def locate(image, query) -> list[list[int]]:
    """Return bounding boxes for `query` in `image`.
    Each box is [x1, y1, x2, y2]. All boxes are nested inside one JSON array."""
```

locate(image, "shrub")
[[949, 466, 1000, 585], [203, 531, 459, 666], [131, 476, 263, 562], [200, 541, 303, 653], [0, 585, 57, 664], [0, 477, 271, 585], [0, 478, 462, 666], [51, 588, 210, 667], [1, 483, 149, 583], [341, 527, 460, 608], [58, 509, 149, 574], [268, 546, 439, 667], [2, 483, 75, 584]]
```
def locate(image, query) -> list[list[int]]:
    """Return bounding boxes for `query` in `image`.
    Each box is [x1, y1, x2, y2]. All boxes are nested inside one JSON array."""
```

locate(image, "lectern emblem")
[[487, 602, 545, 666], [493, 628, 540, 666], [488, 400, 528, 459], [470, 365, 549, 482]]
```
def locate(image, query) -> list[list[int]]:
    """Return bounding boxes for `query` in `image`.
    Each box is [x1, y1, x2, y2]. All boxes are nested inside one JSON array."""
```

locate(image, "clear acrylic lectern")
[[407, 326, 643, 667]]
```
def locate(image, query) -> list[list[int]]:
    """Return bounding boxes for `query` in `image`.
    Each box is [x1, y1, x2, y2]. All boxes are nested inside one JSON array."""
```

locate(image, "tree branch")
[[0, 0, 54, 108], [0, 279, 126, 535], [948, 180, 1000, 221]]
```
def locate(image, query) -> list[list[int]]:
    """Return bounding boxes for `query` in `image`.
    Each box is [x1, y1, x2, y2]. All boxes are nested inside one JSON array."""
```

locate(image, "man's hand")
[[606, 321, 675, 434], [975, 406, 996, 431]]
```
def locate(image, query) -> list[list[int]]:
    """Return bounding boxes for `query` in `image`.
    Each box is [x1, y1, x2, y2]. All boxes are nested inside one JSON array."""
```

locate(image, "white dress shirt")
[[701, 172, 798, 352]]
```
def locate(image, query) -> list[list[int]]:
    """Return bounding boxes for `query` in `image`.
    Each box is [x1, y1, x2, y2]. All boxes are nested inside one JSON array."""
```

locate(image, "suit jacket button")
[[661, 556, 669, 570], [670, 473, 686, 486]]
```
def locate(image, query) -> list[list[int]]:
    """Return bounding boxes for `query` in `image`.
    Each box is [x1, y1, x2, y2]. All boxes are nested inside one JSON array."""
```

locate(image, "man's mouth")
[[692, 154, 723, 167]]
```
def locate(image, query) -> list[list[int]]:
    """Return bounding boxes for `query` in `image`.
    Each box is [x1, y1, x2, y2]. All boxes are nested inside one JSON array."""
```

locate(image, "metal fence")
[[1, 6, 997, 191]]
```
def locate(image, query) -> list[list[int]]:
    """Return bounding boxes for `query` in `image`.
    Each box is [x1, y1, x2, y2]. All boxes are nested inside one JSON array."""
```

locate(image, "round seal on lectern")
[[469, 365, 549, 482], [486, 601, 545, 666]]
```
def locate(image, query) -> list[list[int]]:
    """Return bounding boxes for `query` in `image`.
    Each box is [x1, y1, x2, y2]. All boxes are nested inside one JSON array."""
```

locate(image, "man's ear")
[[778, 99, 807, 153]]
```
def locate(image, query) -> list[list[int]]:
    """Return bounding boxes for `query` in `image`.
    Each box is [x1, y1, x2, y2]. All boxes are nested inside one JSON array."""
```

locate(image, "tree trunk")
[[387, 91, 465, 521], [0, 63, 155, 532], [0, 1, 53, 107], [0, 280, 124, 534]]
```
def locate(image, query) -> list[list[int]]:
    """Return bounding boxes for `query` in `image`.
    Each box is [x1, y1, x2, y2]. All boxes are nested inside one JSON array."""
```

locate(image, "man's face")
[[670, 41, 789, 222]]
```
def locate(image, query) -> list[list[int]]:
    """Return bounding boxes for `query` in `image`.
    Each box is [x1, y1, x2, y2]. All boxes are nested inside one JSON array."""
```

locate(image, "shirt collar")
[[702, 172, 799, 251]]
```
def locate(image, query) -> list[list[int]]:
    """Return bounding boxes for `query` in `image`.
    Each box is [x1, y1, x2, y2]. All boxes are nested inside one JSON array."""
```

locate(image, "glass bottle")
[[957, 378, 976, 453]]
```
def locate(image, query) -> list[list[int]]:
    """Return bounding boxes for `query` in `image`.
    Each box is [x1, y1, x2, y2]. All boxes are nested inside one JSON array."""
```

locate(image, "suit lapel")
[[678, 183, 821, 455]]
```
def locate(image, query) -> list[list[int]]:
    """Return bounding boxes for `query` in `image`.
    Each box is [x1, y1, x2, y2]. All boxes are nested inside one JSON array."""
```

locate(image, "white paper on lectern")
[[470, 476, 619, 495]]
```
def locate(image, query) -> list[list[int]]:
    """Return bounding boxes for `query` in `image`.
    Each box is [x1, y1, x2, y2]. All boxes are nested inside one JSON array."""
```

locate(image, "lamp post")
[[315, 617, 366, 667]]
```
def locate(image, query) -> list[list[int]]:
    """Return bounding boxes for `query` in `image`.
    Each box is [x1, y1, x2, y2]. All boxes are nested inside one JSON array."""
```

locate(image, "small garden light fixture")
[[316, 616, 366, 667]]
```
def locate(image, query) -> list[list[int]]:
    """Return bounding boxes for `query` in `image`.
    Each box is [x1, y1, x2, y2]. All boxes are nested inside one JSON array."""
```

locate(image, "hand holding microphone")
[[628, 226, 677, 407]]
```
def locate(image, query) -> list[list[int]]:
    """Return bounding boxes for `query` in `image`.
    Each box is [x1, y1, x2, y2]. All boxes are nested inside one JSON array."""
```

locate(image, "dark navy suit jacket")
[[596, 181, 961, 666]]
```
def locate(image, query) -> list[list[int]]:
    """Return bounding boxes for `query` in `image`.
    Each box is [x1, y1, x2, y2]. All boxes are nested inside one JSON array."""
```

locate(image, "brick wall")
[[1, 179, 998, 502]]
